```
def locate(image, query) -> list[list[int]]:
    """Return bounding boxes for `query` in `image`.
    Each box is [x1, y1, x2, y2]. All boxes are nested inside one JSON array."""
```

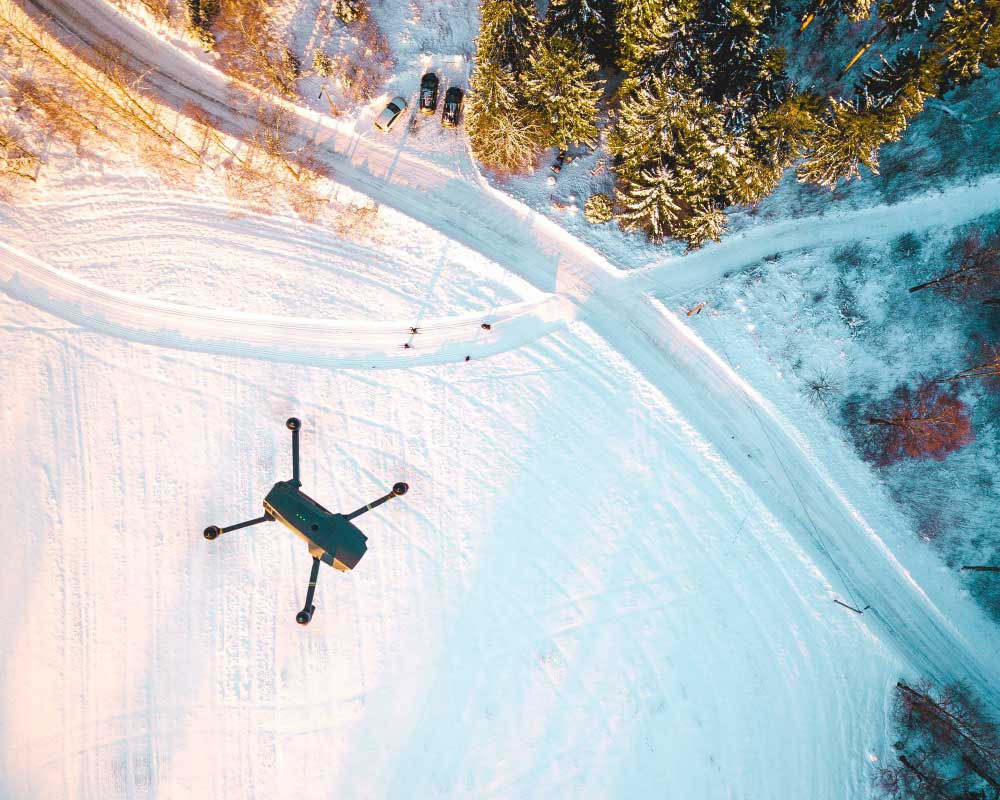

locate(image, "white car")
[[374, 96, 408, 133]]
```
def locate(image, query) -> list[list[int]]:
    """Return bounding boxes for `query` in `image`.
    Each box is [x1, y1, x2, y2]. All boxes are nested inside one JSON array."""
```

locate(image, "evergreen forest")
[[466, 0, 1000, 247]]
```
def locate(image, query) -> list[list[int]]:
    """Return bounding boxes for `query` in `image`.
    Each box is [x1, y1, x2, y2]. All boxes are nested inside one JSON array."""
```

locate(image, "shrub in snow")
[[584, 193, 612, 224], [185, 0, 217, 49], [865, 380, 974, 466], [313, 50, 334, 77], [334, 0, 368, 24], [283, 48, 301, 78]]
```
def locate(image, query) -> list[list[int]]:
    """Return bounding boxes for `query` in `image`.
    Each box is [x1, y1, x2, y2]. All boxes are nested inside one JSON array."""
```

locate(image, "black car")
[[419, 73, 439, 114], [441, 86, 463, 128]]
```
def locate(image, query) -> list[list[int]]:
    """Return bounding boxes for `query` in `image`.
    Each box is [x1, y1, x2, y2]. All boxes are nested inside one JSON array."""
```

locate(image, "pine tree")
[[614, 165, 685, 240], [584, 192, 614, 223], [478, 0, 539, 71], [467, 58, 519, 116], [750, 91, 822, 170], [932, 0, 1000, 87], [701, 0, 778, 101], [879, 0, 935, 36], [546, 0, 616, 66], [466, 58, 543, 170], [523, 35, 604, 149], [609, 75, 741, 241], [608, 75, 722, 175], [674, 202, 728, 247], [860, 49, 933, 115], [800, 0, 874, 29], [186, 0, 218, 48], [616, 0, 704, 81], [796, 98, 905, 188], [313, 49, 334, 77]]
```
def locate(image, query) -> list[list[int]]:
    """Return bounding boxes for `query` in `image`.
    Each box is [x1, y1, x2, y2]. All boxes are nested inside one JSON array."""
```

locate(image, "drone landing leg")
[[203, 513, 272, 540], [296, 557, 322, 625], [345, 482, 410, 521]]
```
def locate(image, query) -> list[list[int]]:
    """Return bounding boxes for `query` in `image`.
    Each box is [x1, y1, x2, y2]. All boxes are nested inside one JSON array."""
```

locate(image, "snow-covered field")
[[2, 236, 906, 799], [4, 2, 1000, 799]]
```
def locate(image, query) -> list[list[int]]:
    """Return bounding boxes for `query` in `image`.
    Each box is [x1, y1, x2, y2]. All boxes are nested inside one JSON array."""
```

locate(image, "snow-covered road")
[[3, 2, 1000, 798]]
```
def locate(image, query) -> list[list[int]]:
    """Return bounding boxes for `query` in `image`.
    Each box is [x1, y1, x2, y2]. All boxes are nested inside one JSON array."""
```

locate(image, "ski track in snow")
[[3, 1, 1000, 798]]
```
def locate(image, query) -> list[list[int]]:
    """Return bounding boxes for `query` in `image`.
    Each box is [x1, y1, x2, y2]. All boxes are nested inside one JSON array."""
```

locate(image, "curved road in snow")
[[9, 0, 1000, 716]]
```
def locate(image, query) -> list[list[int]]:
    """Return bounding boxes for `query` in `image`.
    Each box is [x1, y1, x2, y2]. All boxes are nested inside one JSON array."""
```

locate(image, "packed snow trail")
[[6, 174, 1000, 367], [0, 240, 573, 368]]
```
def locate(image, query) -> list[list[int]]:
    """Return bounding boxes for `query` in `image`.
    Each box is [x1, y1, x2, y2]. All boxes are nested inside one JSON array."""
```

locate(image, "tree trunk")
[[961, 754, 1000, 793], [898, 755, 952, 800], [909, 267, 966, 293], [897, 682, 997, 764]]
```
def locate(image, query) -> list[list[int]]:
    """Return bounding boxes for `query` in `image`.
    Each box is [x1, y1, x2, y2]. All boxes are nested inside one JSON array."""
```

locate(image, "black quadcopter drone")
[[204, 418, 409, 625]]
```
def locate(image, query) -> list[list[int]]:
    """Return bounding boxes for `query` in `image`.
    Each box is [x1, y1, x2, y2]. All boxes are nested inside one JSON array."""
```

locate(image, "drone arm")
[[290, 424, 301, 483], [221, 514, 271, 533], [344, 482, 409, 521], [204, 512, 273, 540]]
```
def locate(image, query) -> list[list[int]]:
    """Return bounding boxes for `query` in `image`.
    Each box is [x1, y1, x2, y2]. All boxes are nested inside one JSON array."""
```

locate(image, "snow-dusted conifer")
[[313, 49, 334, 77], [609, 75, 729, 181], [478, 0, 539, 71], [879, 0, 935, 34], [614, 165, 684, 240], [616, 0, 703, 80], [860, 50, 934, 119], [932, 0, 1000, 86], [523, 35, 604, 149], [584, 192, 613, 223], [467, 59, 543, 170], [796, 98, 904, 188], [756, 92, 821, 157], [546, 0, 616, 65], [799, 0, 874, 30], [674, 203, 728, 248]]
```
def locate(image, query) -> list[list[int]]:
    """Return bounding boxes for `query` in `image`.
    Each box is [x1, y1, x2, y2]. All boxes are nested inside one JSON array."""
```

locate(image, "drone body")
[[204, 417, 409, 625]]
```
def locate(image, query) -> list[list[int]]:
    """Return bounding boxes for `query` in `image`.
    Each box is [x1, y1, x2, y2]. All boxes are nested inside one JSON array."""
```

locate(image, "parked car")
[[419, 73, 439, 114], [441, 87, 463, 128], [375, 96, 408, 133]]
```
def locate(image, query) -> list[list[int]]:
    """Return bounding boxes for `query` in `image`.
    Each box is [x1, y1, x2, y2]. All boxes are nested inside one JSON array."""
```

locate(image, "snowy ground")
[[6, 175, 1000, 798], [2, 264, 904, 800], [5, 2, 1000, 799]]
